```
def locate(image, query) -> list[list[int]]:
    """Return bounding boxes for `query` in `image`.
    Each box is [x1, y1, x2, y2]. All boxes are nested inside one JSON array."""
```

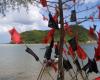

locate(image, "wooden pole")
[[58, 0, 65, 80]]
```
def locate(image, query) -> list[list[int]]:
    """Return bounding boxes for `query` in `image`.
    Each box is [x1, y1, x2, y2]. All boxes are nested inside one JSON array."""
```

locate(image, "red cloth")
[[76, 45, 87, 60], [95, 47, 100, 61], [89, 16, 94, 22], [64, 22, 69, 31], [97, 32, 100, 39], [53, 15, 58, 23], [9, 28, 22, 44], [95, 77, 100, 80], [68, 45, 75, 58], [42, 28, 55, 43], [64, 23, 73, 36], [40, 0, 47, 7], [54, 44, 59, 48], [42, 36, 48, 43], [89, 27, 95, 36]]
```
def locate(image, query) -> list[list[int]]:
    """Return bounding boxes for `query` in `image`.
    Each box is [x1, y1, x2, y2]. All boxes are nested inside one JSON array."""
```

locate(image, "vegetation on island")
[[21, 25, 97, 43]]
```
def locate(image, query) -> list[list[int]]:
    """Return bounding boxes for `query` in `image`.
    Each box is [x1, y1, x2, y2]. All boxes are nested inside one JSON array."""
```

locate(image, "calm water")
[[0, 44, 99, 80]]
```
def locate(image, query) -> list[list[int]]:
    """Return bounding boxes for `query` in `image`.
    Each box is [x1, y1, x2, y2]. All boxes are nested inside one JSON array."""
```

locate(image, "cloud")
[[0, 4, 50, 43], [0, 0, 99, 43], [0, 4, 49, 33]]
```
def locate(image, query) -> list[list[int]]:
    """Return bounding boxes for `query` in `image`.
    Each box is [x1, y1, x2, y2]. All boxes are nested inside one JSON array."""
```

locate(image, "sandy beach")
[[0, 44, 99, 80]]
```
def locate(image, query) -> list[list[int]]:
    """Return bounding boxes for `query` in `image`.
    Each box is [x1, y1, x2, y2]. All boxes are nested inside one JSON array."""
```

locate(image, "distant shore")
[[79, 40, 97, 45], [1, 40, 97, 45]]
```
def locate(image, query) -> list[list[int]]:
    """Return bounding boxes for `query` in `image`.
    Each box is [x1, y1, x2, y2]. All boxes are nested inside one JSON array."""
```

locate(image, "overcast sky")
[[0, 0, 100, 43]]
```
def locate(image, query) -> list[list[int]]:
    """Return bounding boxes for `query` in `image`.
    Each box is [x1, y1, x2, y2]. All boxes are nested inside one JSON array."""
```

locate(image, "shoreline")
[[0, 40, 97, 45], [79, 40, 97, 45]]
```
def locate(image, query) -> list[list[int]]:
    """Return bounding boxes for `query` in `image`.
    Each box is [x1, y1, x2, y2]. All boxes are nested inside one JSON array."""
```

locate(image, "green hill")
[[21, 25, 97, 43]]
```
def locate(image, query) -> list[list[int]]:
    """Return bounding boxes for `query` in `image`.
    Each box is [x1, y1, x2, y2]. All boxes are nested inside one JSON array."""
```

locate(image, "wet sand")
[[0, 65, 100, 80]]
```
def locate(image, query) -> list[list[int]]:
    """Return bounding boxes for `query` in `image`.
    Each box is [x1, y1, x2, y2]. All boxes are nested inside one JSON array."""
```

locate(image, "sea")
[[0, 44, 100, 80]]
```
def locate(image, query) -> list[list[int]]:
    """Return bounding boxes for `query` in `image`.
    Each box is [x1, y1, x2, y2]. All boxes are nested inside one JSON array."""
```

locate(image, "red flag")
[[89, 16, 94, 22], [42, 36, 48, 43], [64, 23, 73, 36], [97, 6, 100, 19], [40, 0, 47, 7], [68, 37, 77, 51], [48, 28, 55, 37], [68, 46, 75, 58], [9, 28, 14, 35], [64, 22, 69, 31], [42, 28, 55, 43], [97, 31, 100, 40], [89, 27, 95, 36], [68, 29, 73, 36], [76, 45, 87, 60], [95, 77, 100, 80], [9, 28, 22, 44], [94, 47, 100, 61], [53, 15, 58, 23]]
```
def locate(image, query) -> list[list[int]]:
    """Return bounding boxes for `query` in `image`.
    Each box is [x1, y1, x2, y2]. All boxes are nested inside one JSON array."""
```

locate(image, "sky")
[[0, 0, 100, 43]]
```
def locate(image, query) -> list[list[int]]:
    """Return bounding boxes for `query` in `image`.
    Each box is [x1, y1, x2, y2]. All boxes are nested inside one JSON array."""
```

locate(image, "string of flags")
[[9, 28, 22, 44], [7, 0, 100, 79], [8, 27, 100, 80], [9, 18, 100, 79]]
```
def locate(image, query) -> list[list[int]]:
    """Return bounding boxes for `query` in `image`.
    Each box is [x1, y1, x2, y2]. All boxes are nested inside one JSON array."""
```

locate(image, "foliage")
[[21, 25, 97, 43], [0, 0, 35, 16], [21, 30, 48, 43]]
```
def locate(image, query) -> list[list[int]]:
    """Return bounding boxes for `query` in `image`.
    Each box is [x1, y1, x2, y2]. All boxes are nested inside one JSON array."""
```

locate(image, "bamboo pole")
[[58, 0, 65, 79], [65, 43, 85, 80], [23, 43, 54, 80]]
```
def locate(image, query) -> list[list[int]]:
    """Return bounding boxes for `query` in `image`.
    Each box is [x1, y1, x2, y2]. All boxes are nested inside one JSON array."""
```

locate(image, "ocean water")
[[0, 44, 99, 80]]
